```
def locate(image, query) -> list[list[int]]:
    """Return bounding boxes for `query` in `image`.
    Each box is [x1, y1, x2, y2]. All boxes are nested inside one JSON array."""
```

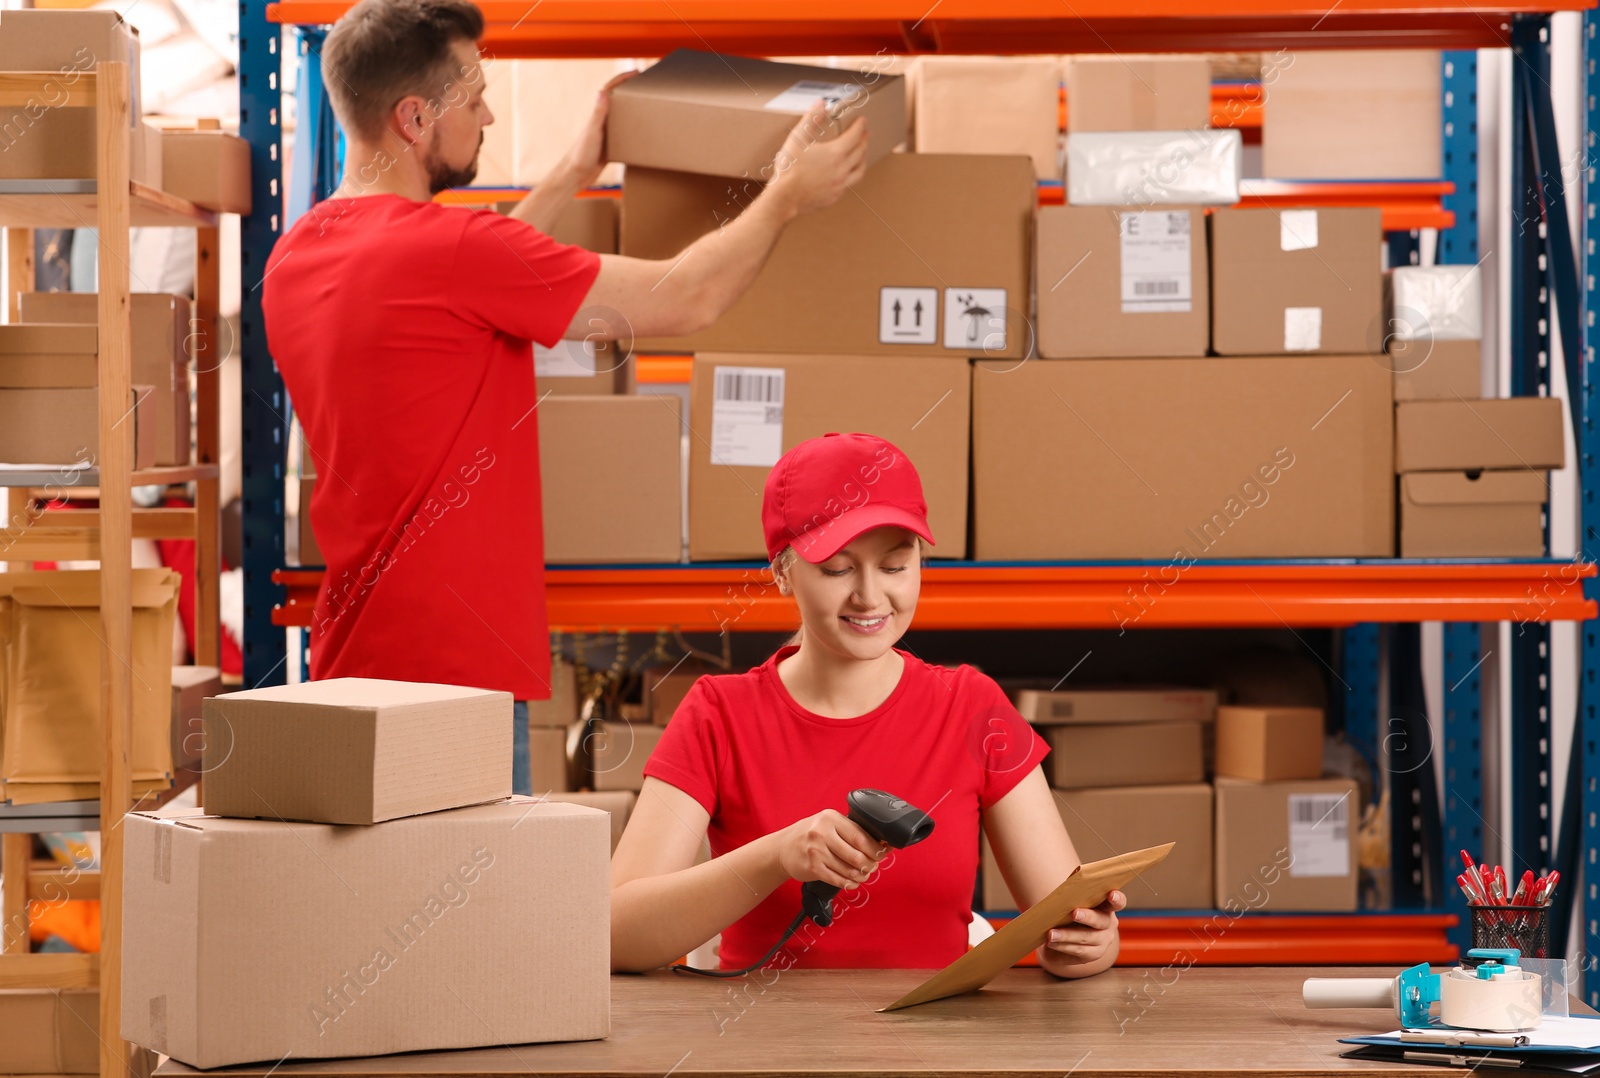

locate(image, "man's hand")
[[764, 102, 871, 219], [558, 69, 639, 189], [1039, 890, 1125, 979]]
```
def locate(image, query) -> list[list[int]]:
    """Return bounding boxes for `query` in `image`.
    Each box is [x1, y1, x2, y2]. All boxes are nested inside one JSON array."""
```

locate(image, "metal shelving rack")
[[243, 0, 1599, 977]]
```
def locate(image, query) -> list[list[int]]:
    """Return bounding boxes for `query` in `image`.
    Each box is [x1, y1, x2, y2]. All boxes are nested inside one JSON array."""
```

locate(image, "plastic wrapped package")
[[1066, 128, 1243, 206], [1389, 264, 1483, 341]]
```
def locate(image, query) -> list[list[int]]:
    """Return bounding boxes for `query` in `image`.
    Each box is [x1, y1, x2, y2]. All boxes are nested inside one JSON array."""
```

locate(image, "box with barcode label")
[[1036, 204, 1209, 358], [1214, 776, 1358, 911]]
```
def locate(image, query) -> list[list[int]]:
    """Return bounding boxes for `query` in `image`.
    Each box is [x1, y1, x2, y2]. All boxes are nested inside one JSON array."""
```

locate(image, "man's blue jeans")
[[513, 699, 531, 796]]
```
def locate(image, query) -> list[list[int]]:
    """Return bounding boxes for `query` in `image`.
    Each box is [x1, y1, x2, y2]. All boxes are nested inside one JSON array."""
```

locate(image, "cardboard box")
[[201, 678, 513, 825], [122, 799, 610, 1068], [0, 989, 99, 1074], [1214, 706, 1324, 782], [473, 55, 517, 186], [0, 386, 159, 471], [0, 570, 177, 805], [1210, 207, 1384, 355], [529, 725, 571, 794], [20, 292, 193, 466], [1400, 471, 1548, 557], [913, 57, 1060, 180], [297, 473, 322, 565], [538, 395, 682, 563], [622, 154, 1035, 358], [1013, 687, 1217, 725], [542, 790, 637, 853], [1066, 56, 1211, 133], [0, 10, 141, 181], [1390, 338, 1481, 401], [1036, 205, 1209, 358], [1394, 398, 1566, 472], [510, 59, 631, 187], [646, 664, 709, 726], [1263, 50, 1441, 180], [160, 130, 251, 213], [981, 784, 1213, 911], [170, 664, 222, 770], [971, 356, 1395, 560], [1214, 776, 1358, 911], [521, 199, 627, 395], [590, 720, 665, 792], [529, 658, 579, 727], [607, 49, 905, 179], [689, 354, 971, 560], [1040, 722, 1204, 789], [548, 195, 619, 252], [1066, 130, 1241, 206]]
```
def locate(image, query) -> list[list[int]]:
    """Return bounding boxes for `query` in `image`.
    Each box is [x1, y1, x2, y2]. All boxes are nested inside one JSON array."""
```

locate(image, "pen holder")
[[1470, 905, 1549, 959]]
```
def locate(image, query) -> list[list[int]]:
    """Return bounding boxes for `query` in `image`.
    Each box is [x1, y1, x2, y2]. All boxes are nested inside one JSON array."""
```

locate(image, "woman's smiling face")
[[783, 525, 922, 662]]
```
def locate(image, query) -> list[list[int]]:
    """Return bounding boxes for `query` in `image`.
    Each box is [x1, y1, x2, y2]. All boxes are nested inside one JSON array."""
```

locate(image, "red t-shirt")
[[643, 646, 1050, 970], [263, 196, 601, 699]]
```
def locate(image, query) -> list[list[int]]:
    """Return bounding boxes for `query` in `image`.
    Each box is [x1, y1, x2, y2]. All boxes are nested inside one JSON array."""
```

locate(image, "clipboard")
[[879, 842, 1175, 1012]]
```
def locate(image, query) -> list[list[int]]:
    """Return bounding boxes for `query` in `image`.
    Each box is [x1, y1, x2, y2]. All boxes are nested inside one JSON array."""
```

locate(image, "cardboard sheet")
[[880, 842, 1173, 1011]]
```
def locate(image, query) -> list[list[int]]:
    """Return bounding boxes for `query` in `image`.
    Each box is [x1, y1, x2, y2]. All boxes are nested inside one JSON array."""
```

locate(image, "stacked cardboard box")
[[1064, 57, 1239, 207], [913, 57, 1061, 181], [1387, 264, 1483, 402], [1262, 50, 1442, 180], [122, 678, 611, 1068], [0, 325, 161, 469], [645, 662, 710, 725], [589, 719, 667, 792], [981, 687, 1215, 912]]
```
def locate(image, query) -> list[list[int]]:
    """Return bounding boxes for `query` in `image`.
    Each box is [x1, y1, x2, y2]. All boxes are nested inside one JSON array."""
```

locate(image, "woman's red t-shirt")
[[642, 646, 1050, 970]]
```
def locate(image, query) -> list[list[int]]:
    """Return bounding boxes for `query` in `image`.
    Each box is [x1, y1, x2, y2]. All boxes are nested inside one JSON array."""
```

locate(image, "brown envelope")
[[879, 842, 1175, 1011]]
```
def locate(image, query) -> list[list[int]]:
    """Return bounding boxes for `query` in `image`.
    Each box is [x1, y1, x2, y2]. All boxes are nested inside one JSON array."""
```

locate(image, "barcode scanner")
[[800, 789, 936, 927], [672, 788, 935, 978]]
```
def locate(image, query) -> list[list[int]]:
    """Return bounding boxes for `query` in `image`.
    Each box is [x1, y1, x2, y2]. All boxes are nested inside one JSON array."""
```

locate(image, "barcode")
[[715, 371, 785, 404], [1133, 279, 1182, 296], [1292, 795, 1348, 827]]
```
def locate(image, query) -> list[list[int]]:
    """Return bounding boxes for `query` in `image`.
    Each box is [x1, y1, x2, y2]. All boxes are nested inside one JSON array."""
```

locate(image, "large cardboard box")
[[1214, 776, 1358, 911], [201, 678, 513, 825], [0, 325, 160, 469], [1400, 471, 1548, 557], [160, 131, 251, 213], [971, 356, 1395, 560], [913, 57, 1060, 180], [607, 49, 906, 179], [538, 395, 682, 563], [1040, 722, 1204, 789], [170, 664, 222, 770], [20, 292, 193, 466], [1013, 687, 1217, 725], [543, 789, 637, 853], [0, 989, 99, 1073], [547, 196, 619, 252], [1066, 56, 1211, 133], [1263, 50, 1441, 180], [1214, 706, 1324, 782], [122, 800, 610, 1068], [1394, 398, 1565, 472], [1390, 338, 1480, 401], [529, 726, 571, 794], [1210, 207, 1384, 355], [529, 658, 579, 727], [509, 59, 633, 187], [689, 354, 971, 560], [590, 720, 665, 792], [622, 154, 1035, 358], [0, 10, 142, 181], [1036, 205, 1208, 358], [982, 784, 1213, 911]]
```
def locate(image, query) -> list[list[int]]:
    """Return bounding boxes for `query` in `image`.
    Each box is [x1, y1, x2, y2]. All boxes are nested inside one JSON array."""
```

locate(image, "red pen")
[[1512, 870, 1535, 906], [1461, 851, 1491, 904], [1541, 871, 1561, 906], [1494, 866, 1509, 903]]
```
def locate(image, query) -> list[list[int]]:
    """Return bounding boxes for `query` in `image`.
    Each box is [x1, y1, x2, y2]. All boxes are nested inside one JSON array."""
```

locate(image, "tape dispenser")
[[1303, 949, 1543, 1033]]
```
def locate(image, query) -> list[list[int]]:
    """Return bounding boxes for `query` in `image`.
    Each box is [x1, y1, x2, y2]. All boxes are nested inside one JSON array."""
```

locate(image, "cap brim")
[[788, 504, 936, 564]]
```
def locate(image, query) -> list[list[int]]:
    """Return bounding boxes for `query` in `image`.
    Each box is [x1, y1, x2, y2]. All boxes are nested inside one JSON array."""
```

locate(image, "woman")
[[610, 432, 1124, 975]]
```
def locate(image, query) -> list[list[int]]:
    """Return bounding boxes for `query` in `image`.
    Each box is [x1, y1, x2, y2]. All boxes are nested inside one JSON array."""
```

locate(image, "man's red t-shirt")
[[263, 196, 601, 699], [643, 647, 1050, 969]]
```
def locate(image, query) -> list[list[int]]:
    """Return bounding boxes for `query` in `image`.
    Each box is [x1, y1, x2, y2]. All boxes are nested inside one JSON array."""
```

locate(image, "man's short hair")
[[322, 0, 485, 142]]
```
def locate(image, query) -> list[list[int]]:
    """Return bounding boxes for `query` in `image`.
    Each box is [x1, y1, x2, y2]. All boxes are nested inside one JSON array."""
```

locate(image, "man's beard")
[[424, 136, 480, 194]]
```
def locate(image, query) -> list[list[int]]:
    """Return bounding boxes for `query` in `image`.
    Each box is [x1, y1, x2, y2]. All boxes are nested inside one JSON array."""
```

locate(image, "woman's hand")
[[1039, 890, 1126, 978], [773, 809, 887, 889]]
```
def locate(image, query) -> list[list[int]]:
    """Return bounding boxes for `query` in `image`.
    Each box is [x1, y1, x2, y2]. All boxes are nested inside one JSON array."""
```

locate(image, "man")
[[262, 0, 868, 793]]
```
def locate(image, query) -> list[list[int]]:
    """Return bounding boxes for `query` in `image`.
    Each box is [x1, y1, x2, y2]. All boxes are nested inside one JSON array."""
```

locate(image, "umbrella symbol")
[[956, 293, 993, 345]]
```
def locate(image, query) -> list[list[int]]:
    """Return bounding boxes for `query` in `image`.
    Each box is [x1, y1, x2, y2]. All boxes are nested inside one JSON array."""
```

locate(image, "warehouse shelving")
[[0, 61, 227, 1078], [244, 0, 1598, 981]]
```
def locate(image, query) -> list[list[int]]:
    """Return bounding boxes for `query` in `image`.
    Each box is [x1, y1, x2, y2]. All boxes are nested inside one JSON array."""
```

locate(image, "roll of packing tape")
[[1439, 967, 1542, 1032]]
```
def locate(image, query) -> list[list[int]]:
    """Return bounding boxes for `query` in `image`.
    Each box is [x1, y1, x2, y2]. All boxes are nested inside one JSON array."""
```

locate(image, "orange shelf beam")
[[273, 561, 1597, 632], [266, 1, 1594, 56], [992, 913, 1459, 967]]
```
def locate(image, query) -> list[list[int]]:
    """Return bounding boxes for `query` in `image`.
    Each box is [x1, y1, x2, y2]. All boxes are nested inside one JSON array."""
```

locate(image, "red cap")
[[761, 433, 935, 563]]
